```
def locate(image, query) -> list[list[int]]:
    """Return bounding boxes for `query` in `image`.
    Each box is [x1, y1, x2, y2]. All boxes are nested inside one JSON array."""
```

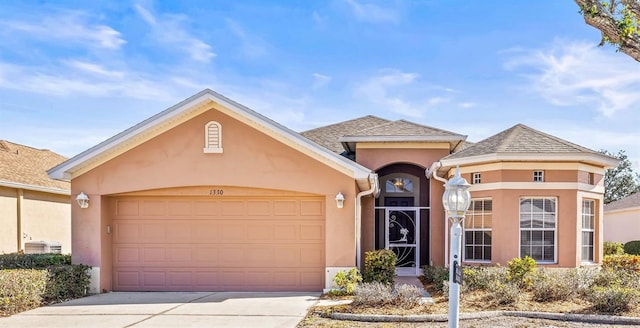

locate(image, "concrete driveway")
[[0, 292, 320, 328]]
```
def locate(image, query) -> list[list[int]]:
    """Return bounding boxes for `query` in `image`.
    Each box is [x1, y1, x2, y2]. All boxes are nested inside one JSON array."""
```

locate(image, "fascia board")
[[48, 90, 214, 180], [339, 135, 466, 143], [441, 152, 621, 168], [0, 180, 70, 195], [48, 89, 373, 185]]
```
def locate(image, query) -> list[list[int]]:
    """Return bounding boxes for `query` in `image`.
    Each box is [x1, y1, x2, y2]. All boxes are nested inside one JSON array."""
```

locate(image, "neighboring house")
[[48, 89, 618, 293], [604, 192, 640, 244], [0, 140, 71, 254]]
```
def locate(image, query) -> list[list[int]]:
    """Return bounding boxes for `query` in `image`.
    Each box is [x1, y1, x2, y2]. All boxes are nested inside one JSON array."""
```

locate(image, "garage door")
[[111, 196, 325, 291]]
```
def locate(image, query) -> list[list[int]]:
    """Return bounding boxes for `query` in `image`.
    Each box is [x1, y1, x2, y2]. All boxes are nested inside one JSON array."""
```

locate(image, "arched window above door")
[[385, 177, 414, 193]]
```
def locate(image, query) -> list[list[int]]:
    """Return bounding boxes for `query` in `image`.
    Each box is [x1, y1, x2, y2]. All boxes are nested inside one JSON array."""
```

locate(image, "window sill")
[[203, 147, 223, 154]]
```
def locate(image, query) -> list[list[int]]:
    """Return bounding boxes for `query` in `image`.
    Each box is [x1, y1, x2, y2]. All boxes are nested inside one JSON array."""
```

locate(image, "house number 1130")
[[209, 189, 224, 195]]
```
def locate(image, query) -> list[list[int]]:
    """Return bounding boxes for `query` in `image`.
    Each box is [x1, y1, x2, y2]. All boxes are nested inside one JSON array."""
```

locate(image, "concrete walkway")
[[0, 292, 321, 328]]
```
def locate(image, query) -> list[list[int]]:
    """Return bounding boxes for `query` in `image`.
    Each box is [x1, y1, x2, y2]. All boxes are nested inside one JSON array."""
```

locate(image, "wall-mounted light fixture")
[[335, 192, 345, 209], [76, 192, 90, 209]]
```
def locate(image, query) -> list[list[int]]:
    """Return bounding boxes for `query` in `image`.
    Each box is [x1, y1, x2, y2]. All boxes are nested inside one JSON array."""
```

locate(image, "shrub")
[[507, 256, 537, 288], [463, 266, 507, 292], [0, 269, 48, 316], [490, 282, 519, 305], [363, 250, 396, 285], [332, 268, 362, 295], [353, 282, 423, 309], [532, 270, 578, 302], [0, 253, 71, 269], [588, 286, 640, 313], [624, 240, 640, 255], [603, 254, 640, 273], [393, 283, 423, 308], [421, 266, 449, 292], [43, 264, 92, 303], [604, 241, 625, 256], [353, 282, 394, 306]]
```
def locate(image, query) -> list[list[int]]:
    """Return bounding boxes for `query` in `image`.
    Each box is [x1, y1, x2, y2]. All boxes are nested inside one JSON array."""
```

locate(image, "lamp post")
[[441, 166, 471, 328]]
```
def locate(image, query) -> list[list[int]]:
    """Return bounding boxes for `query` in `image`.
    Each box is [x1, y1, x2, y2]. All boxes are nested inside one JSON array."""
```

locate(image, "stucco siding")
[[604, 208, 640, 244], [71, 108, 360, 291], [0, 186, 18, 253]]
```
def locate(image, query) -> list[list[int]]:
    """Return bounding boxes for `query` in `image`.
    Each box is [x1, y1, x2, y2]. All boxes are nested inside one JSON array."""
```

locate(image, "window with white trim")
[[472, 173, 481, 184], [582, 199, 595, 262], [204, 121, 223, 153], [464, 198, 492, 261], [520, 197, 556, 262], [533, 171, 544, 182]]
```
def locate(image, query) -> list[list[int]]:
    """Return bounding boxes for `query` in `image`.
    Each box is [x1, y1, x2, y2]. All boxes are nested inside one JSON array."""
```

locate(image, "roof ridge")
[[301, 115, 390, 133], [496, 124, 522, 152], [517, 124, 597, 154], [395, 119, 465, 136]]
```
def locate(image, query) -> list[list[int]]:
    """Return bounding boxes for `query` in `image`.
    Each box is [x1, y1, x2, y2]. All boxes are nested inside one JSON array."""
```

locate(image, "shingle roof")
[[444, 124, 600, 159], [0, 140, 69, 191], [344, 119, 464, 138], [605, 192, 640, 212], [300, 115, 390, 153]]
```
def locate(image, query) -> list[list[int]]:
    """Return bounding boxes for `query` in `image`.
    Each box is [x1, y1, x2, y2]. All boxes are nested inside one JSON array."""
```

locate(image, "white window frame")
[[472, 173, 482, 184], [204, 121, 223, 153], [463, 198, 492, 262], [519, 197, 557, 263], [581, 199, 596, 263], [533, 171, 544, 182]]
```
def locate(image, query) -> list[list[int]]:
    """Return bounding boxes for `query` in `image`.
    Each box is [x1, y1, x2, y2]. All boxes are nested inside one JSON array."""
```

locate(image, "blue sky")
[[0, 1, 638, 168]]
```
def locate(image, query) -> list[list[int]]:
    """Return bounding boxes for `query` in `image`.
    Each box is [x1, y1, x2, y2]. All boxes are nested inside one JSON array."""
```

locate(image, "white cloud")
[[458, 102, 476, 108], [504, 40, 640, 117], [225, 19, 269, 58], [343, 0, 399, 23], [312, 73, 332, 89], [64, 60, 125, 79], [134, 4, 216, 63], [357, 69, 425, 117], [0, 11, 125, 50]]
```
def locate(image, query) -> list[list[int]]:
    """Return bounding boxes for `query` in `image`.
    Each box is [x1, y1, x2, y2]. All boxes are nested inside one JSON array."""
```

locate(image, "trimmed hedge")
[[624, 240, 640, 255], [0, 253, 71, 269], [0, 253, 91, 317], [603, 254, 640, 272]]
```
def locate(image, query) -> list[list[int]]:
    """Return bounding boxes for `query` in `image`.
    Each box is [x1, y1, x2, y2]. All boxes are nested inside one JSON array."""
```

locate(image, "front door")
[[384, 197, 419, 275]]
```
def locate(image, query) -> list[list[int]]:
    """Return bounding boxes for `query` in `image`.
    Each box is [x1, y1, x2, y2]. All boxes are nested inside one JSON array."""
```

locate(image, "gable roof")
[[440, 124, 619, 168], [48, 89, 376, 191], [300, 115, 390, 154], [0, 140, 69, 194], [605, 192, 640, 212]]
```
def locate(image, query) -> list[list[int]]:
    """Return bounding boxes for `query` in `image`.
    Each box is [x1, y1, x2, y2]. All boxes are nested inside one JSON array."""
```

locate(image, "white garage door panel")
[[112, 196, 325, 291]]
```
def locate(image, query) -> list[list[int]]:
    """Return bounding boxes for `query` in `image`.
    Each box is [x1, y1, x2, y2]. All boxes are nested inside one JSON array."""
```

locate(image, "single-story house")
[[48, 89, 618, 293], [0, 140, 71, 254], [604, 192, 640, 244]]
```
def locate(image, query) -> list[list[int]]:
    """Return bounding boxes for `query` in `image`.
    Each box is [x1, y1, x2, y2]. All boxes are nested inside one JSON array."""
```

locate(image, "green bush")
[[44, 264, 92, 303], [532, 270, 578, 302], [0, 269, 48, 316], [604, 241, 625, 256], [0, 253, 71, 269], [421, 266, 449, 292], [588, 286, 640, 313], [463, 266, 507, 292], [332, 268, 362, 295], [623, 240, 640, 255], [507, 256, 537, 288], [363, 250, 396, 285]]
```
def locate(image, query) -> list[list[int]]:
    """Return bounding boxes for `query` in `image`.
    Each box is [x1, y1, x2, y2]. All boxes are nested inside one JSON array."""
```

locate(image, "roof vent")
[[24, 241, 62, 254]]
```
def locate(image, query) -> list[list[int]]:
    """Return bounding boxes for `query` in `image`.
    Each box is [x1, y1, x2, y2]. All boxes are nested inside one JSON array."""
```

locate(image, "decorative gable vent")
[[24, 241, 62, 254], [204, 121, 223, 153]]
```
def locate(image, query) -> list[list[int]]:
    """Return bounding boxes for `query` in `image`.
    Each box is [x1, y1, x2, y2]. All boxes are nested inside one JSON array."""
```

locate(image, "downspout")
[[356, 173, 379, 270], [425, 161, 449, 266], [16, 188, 23, 252]]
